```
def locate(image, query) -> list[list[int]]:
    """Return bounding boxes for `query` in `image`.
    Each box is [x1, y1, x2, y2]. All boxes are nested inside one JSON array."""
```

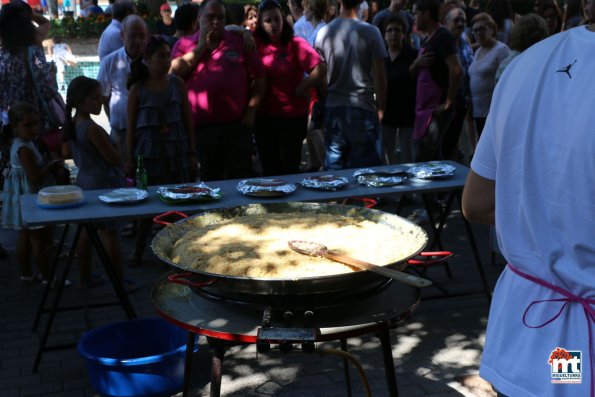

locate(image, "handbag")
[[24, 47, 66, 130]]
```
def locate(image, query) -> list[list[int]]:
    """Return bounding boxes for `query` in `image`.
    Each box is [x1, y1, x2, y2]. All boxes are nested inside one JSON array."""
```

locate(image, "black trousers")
[[196, 121, 254, 181], [254, 114, 308, 176], [442, 97, 467, 161]]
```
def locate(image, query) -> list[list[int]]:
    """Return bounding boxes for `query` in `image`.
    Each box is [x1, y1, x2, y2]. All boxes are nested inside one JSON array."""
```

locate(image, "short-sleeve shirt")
[[468, 40, 510, 117], [472, 26, 595, 397], [98, 19, 123, 60], [171, 30, 265, 126], [154, 20, 177, 37], [421, 27, 457, 92], [315, 18, 387, 112], [293, 15, 314, 41], [97, 47, 131, 130], [256, 36, 322, 117]]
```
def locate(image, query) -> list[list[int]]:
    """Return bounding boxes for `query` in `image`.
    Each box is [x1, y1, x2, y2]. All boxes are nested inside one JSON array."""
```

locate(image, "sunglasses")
[[161, 8, 171, 13], [259, 0, 281, 11]]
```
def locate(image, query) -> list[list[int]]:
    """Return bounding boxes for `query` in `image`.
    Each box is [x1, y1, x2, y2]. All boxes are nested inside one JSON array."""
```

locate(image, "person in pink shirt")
[[170, 0, 266, 181], [254, 0, 326, 176]]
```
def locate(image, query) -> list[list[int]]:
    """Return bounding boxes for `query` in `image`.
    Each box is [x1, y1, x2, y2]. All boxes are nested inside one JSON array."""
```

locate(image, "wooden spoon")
[[288, 240, 432, 288]]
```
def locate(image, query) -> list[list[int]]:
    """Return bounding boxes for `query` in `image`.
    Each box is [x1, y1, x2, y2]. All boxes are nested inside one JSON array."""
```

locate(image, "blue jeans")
[[324, 106, 383, 170]]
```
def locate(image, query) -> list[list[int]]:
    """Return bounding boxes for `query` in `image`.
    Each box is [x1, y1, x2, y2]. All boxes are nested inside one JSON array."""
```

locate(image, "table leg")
[[83, 223, 136, 318], [183, 333, 197, 397], [32, 224, 81, 372], [422, 192, 456, 252], [377, 326, 399, 397], [340, 338, 352, 397], [207, 338, 228, 397], [32, 224, 70, 332]]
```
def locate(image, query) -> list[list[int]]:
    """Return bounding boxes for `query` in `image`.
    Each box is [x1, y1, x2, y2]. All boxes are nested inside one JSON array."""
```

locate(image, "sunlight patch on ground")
[[392, 334, 423, 357], [431, 332, 483, 368]]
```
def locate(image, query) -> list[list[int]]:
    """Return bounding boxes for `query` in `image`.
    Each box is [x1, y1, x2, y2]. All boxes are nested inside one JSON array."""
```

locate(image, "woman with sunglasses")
[[468, 12, 509, 140], [253, 0, 327, 176]]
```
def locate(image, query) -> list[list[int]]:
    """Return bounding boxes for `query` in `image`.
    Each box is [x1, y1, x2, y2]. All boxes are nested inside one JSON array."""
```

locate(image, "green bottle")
[[135, 155, 148, 190]]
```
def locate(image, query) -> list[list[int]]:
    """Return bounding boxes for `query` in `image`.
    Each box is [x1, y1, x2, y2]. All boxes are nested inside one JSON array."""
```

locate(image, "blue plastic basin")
[[77, 317, 189, 397]]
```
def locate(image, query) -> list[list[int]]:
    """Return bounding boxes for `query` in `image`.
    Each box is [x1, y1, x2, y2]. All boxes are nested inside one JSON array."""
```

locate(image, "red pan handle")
[[167, 272, 216, 288], [153, 211, 189, 226], [407, 251, 453, 266]]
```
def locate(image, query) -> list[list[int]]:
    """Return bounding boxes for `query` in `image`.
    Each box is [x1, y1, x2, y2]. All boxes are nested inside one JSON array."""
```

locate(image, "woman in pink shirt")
[[254, 0, 326, 176]]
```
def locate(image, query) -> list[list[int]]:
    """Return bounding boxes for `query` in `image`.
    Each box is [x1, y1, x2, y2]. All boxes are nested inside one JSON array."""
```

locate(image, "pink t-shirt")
[[256, 36, 322, 118], [171, 31, 265, 126]]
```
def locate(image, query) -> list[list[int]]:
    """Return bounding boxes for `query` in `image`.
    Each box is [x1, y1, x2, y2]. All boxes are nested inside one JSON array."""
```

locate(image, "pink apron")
[[508, 263, 595, 396], [412, 49, 443, 140]]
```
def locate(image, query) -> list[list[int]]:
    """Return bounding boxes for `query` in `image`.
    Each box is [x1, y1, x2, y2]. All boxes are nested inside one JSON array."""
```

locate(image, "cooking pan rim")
[[151, 202, 428, 281]]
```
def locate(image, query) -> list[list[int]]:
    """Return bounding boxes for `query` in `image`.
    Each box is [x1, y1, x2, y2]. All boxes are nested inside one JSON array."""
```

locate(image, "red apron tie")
[[508, 263, 595, 396]]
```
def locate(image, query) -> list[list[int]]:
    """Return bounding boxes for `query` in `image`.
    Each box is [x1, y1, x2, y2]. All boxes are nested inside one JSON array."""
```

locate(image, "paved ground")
[[0, 192, 506, 397]]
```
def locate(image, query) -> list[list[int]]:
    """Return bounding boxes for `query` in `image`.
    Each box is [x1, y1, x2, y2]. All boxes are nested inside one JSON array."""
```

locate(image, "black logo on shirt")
[[556, 60, 577, 79]]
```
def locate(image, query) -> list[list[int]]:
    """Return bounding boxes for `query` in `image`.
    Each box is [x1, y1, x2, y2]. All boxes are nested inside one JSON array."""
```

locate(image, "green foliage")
[[48, 11, 159, 38], [49, 13, 112, 38]]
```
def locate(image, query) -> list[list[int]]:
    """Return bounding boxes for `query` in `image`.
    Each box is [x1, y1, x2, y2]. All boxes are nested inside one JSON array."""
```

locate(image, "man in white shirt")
[[97, 0, 136, 60], [463, 21, 595, 397], [97, 15, 148, 159]]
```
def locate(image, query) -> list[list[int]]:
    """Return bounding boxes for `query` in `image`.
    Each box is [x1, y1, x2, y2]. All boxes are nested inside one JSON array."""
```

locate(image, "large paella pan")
[[151, 202, 428, 297]]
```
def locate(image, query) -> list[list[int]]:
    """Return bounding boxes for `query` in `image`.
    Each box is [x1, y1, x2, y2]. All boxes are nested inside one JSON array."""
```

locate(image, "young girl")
[[254, 0, 326, 176], [126, 35, 196, 267], [61, 76, 134, 290], [1, 102, 64, 285]]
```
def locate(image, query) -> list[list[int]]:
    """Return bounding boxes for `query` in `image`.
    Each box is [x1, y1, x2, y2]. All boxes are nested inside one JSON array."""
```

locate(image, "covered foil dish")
[[353, 168, 408, 187], [299, 175, 349, 191], [237, 178, 296, 197], [99, 188, 149, 204], [408, 162, 456, 179], [157, 183, 221, 202]]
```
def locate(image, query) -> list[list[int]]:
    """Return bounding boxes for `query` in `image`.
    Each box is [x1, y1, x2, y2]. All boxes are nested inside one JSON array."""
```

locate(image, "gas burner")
[[256, 307, 317, 354]]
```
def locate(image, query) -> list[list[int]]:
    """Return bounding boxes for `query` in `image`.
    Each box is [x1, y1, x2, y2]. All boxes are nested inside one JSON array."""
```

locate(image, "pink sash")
[[508, 263, 595, 396], [413, 56, 443, 140]]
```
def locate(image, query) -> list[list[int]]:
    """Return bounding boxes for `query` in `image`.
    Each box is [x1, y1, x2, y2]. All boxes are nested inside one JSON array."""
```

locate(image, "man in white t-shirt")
[[463, 21, 595, 397]]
